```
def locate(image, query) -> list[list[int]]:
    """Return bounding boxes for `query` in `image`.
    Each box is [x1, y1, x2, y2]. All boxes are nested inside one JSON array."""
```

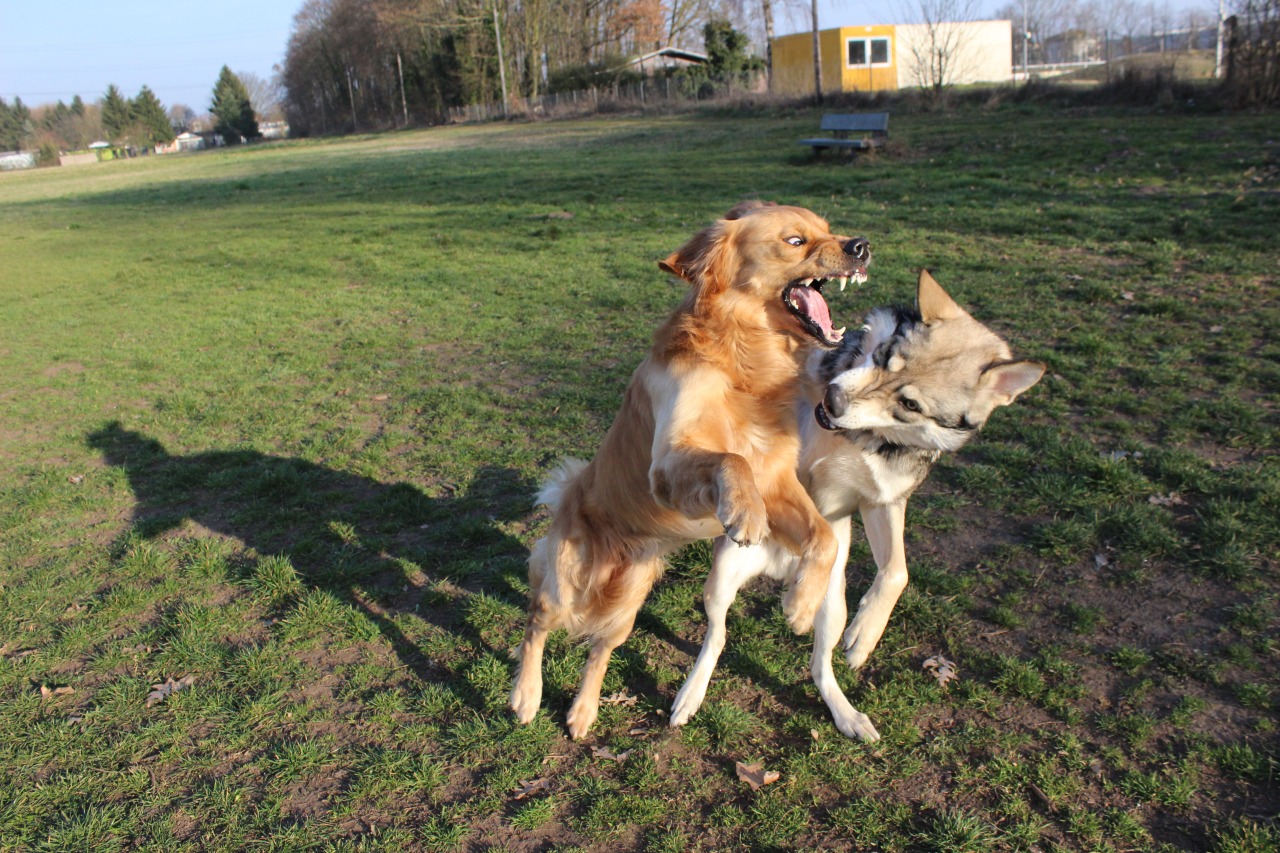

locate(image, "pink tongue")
[[792, 286, 835, 339]]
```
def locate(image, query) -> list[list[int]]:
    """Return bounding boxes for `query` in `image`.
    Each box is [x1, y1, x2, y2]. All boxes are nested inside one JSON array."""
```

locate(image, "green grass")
[[1, 102, 1277, 850]]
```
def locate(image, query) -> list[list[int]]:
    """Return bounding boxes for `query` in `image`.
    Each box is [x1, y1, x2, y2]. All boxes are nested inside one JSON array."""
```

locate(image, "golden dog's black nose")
[[824, 383, 848, 419], [843, 238, 870, 261]]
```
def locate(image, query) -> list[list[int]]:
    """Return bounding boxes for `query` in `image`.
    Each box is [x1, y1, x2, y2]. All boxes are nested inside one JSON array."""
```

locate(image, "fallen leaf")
[[1120, 291, 1135, 301], [546, 210, 574, 220], [1094, 553, 1110, 568], [68, 474, 85, 484], [513, 778, 549, 800], [735, 761, 780, 791], [627, 728, 652, 737], [591, 746, 632, 763], [1209, 325, 1224, 333], [39, 684, 74, 700], [371, 394, 389, 401], [1148, 493, 1186, 507], [923, 655, 958, 689], [810, 729, 821, 742], [600, 691, 638, 706], [146, 675, 195, 708]]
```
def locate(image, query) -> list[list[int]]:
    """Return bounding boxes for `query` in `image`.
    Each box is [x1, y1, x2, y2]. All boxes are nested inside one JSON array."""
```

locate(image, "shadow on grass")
[[87, 421, 535, 707]]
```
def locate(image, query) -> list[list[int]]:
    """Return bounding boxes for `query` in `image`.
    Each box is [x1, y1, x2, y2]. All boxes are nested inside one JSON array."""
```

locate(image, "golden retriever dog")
[[510, 202, 872, 738]]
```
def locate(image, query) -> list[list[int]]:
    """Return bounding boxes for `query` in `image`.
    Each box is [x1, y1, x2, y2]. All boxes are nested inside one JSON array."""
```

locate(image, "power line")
[[0, 29, 289, 54]]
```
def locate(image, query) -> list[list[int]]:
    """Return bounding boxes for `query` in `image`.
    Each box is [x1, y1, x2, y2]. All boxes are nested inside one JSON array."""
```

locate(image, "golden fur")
[[510, 202, 871, 738]]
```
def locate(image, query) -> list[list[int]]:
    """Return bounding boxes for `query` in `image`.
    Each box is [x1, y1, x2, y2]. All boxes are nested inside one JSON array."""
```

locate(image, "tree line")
[[279, 0, 777, 135], [0, 66, 267, 159]]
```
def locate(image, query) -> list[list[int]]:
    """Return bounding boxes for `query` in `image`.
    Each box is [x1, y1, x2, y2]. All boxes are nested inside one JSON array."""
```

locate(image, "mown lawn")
[[0, 101, 1276, 852]]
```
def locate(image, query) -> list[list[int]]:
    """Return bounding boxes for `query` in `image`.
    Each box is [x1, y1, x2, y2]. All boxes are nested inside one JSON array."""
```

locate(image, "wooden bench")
[[799, 113, 890, 156]]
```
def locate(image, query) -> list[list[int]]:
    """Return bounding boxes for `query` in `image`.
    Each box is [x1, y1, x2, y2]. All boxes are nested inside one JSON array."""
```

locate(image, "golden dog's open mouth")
[[784, 271, 867, 347]]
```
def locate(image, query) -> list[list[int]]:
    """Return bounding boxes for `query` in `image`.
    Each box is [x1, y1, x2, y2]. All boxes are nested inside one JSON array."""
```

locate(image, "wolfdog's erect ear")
[[917, 270, 967, 323], [970, 360, 1046, 422]]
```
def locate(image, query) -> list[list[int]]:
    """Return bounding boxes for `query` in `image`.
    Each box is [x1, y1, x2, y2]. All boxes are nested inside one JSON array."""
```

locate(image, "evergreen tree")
[[702, 19, 763, 78], [70, 95, 85, 117], [0, 99, 18, 150], [131, 86, 175, 146], [1, 98, 33, 150], [101, 84, 131, 141], [210, 66, 259, 144]]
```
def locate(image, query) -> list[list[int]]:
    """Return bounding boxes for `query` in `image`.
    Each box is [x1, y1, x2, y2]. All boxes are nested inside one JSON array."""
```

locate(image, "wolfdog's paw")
[[669, 680, 708, 728], [565, 696, 599, 740], [782, 584, 820, 635], [718, 495, 768, 547], [842, 622, 876, 670], [831, 707, 881, 743]]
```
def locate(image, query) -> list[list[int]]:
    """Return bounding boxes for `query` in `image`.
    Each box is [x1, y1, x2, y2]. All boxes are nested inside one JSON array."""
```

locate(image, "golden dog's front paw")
[[565, 695, 599, 740], [510, 673, 543, 725], [718, 496, 768, 547]]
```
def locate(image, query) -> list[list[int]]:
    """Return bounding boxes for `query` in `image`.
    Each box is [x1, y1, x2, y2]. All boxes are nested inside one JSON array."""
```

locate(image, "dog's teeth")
[[833, 326, 846, 338], [839, 277, 848, 291]]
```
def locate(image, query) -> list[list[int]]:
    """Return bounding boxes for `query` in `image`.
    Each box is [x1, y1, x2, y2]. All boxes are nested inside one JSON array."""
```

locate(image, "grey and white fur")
[[669, 270, 1045, 741]]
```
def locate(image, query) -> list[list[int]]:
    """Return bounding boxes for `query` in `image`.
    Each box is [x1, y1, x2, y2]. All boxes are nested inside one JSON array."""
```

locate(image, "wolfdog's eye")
[[785, 236, 805, 246], [900, 397, 922, 413]]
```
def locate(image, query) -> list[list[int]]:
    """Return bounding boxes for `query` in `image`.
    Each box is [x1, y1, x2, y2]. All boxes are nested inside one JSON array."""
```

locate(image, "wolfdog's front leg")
[[844, 501, 908, 670], [670, 538, 771, 727], [810, 515, 879, 742]]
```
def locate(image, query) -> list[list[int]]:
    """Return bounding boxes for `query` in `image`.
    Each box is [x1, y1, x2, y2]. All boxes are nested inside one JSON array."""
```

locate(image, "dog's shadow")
[[87, 421, 537, 696]]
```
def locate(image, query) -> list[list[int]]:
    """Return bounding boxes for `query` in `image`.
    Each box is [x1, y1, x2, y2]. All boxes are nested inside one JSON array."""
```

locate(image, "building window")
[[847, 37, 891, 67]]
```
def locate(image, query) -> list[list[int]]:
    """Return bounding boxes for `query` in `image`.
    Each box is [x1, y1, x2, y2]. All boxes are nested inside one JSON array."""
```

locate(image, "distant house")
[[259, 121, 290, 139], [59, 152, 98, 167], [1043, 29, 1100, 64], [626, 47, 708, 75], [0, 151, 36, 171], [771, 21, 1013, 95]]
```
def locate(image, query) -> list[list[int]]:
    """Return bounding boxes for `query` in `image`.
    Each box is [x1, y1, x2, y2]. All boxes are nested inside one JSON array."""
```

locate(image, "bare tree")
[[897, 0, 983, 99], [237, 71, 286, 122], [1226, 0, 1280, 103]]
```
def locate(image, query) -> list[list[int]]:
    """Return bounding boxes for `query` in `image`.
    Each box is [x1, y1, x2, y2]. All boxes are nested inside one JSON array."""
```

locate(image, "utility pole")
[[762, 0, 775, 92], [396, 52, 409, 127], [811, 0, 824, 103], [1021, 0, 1030, 81], [1214, 0, 1225, 78], [493, 1, 509, 118]]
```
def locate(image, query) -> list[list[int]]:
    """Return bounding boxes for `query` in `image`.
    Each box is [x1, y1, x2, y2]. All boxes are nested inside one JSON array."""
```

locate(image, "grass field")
[[0, 101, 1277, 852]]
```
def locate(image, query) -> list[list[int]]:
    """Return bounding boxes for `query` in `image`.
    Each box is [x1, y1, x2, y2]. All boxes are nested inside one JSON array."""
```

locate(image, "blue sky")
[[0, 0, 299, 111]]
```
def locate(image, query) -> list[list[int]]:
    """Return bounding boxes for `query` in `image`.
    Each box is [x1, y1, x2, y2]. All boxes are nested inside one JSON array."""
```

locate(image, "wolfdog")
[[669, 270, 1044, 741]]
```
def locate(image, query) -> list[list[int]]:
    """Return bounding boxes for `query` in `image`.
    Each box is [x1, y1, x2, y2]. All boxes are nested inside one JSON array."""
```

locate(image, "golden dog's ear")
[[723, 199, 775, 221], [659, 219, 739, 306]]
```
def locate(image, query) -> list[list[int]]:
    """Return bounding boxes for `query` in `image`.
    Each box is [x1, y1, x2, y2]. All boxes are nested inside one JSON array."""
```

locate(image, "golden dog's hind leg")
[[564, 555, 663, 739], [511, 536, 562, 724], [767, 477, 839, 635]]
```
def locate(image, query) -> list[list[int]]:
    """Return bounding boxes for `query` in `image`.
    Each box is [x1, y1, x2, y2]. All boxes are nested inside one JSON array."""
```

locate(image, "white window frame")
[[846, 36, 892, 68]]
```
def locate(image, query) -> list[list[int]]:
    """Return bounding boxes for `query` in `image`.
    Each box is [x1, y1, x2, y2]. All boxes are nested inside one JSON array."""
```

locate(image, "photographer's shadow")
[[87, 421, 535, 689]]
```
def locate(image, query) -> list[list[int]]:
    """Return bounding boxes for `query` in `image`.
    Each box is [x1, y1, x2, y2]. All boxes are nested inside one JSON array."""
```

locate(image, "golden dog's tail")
[[536, 458, 589, 512]]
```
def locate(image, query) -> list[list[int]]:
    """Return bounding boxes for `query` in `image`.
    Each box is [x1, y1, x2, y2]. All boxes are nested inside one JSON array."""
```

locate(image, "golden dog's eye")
[[785, 236, 805, 246], [900, 397, 922, 413]]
